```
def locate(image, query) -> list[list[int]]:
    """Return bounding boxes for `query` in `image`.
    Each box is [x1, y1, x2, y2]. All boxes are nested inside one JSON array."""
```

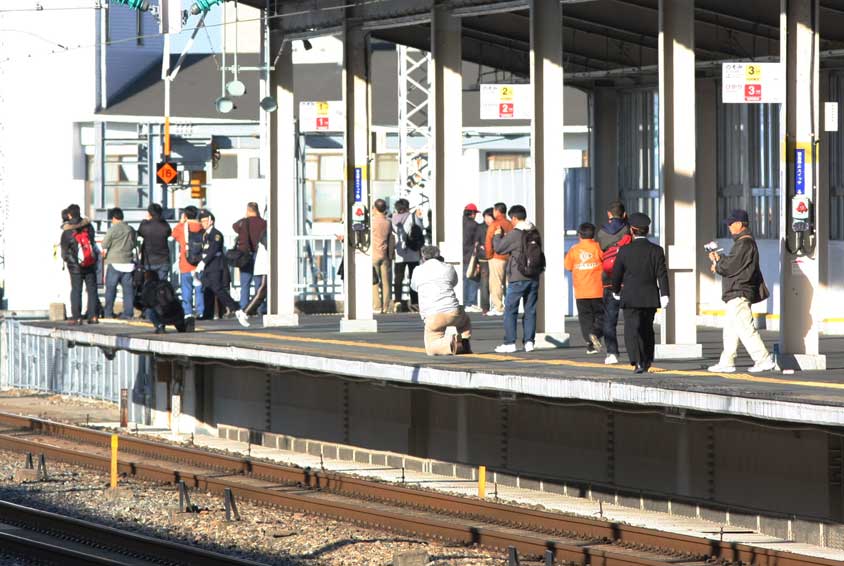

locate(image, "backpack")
[[516, 228, 545, 278], [406, 222, 425, 252], [184, 224, 204, 266], [602, 234, 632, 275], [74, 229, 97, 268]]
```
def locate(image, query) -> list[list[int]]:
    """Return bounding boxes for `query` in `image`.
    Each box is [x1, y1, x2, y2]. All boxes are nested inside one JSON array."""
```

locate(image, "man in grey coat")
[[101, 207, 137, 319]]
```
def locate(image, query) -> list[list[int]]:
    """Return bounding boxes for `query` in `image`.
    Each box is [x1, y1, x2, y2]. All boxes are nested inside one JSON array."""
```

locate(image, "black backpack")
[[406, 222, 425, 252], [517, 228, 546, 278], [185, 225, 204, 266]]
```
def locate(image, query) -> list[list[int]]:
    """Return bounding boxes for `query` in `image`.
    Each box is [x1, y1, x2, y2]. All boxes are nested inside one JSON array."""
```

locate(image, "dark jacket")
[[492, 220, 540, 282], [611, 237, 669, 308], [462, 216, 484, 264], [233, 216, 267, 253], [60, 217, 97, 273], [201, 227, 227, 272], [138, 218, 172, 265], [715, 229, 765, 303], [137, 279, 184, 325]]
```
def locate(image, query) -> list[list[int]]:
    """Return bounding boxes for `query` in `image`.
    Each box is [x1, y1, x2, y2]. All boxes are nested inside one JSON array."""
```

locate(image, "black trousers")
[[394, 261, 419, 305], [201, 269, 240, 313], [623, 307, 656, 368], [576, 298, 605, 344], [69, 268, 98, 320]]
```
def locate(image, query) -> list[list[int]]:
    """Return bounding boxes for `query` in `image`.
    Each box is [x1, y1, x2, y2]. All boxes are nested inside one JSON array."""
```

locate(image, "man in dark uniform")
[[610, 213, 669, 373], [195, 210, 250, 328]]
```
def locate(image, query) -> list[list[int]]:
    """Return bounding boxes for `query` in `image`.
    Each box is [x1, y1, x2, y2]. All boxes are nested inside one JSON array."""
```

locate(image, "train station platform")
[[20, 314, 844, 428]]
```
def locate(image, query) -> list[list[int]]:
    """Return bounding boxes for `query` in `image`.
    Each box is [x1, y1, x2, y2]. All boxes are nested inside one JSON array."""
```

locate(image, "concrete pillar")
[[431, 5, 463, 263], [179, 364, 198, 435], [779, 0, 826, 369], [591, 88, 619, 222], [530, 0, 569, 348], [656, 0, 702, 359], [264, 37, 300, 327], [341, 24, 377, 333], [696, 79, 718, 314]]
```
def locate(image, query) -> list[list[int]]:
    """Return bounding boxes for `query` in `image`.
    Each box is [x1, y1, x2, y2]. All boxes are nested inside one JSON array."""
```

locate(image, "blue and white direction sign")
[[795, 148, 806, 195]]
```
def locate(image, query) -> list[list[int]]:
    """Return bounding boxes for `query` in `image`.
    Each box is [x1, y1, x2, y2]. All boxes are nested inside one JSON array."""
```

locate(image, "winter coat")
[[138, 218, 172, 265], [565, 238, 604, 299], [492, 220, 539, 282], [371, 209, 394, 262], [232, 216, 267, 253], [392, 211, 422, 263], [715, 229, 766, 304], [462, 216, 484, 265]]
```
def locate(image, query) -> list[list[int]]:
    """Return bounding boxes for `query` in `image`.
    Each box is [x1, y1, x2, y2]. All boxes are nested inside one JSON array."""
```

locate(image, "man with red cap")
[[462, 203, 484, 312]]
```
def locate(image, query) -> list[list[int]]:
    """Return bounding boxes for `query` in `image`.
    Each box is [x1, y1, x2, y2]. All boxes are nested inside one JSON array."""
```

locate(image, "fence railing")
[[296, 235, 344, 301]]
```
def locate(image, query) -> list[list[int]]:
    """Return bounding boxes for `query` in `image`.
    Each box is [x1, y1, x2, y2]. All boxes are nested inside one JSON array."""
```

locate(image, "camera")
[[704, 241, 723, 254]]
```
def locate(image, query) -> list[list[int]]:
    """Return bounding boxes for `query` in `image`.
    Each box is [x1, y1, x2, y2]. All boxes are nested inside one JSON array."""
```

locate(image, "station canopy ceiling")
[[243, 0, 844, 84]]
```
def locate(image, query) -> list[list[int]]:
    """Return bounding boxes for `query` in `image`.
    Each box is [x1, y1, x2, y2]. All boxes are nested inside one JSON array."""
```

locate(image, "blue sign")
[[354, 168, 362, 202], [795, 149, 805, 195]]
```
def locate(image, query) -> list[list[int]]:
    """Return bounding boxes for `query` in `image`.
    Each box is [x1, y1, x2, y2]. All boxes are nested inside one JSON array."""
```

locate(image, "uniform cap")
[[628, 212, 651, 229]]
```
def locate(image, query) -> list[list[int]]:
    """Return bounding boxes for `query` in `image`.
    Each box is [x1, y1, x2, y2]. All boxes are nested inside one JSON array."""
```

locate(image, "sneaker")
[[604, 353, 619, 365], [235, 310, 251, 328], [748, 357, 777, 373], [524, 341, 535, 353], [586, 346, 599, 355], [588, 334, 603, 352], [464, 305, 483, 313], [485, 309, 503, 317], [494, 343, 517, 354], [707, 363, 736, 373]]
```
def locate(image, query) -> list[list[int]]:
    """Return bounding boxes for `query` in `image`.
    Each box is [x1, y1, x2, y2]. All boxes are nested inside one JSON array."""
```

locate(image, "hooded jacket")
[[715, 229, 766, 304], [60, 217, 97, 273], [492, 220, 539, 282]]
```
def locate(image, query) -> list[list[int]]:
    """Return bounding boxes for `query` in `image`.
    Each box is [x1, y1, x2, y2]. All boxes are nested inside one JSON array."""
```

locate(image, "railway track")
[[0, 411, 833, 566], [0, 498, 265, 565]]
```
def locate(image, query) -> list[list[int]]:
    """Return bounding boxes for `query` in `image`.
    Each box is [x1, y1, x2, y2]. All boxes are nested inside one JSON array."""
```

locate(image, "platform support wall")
[[592, 88, 619, 222], [530, 0, 569, 348], [656, 0, 702, 359], [779, 0, 826, 369], [341, 23, 377, 333], [265, 37, 300, 328]]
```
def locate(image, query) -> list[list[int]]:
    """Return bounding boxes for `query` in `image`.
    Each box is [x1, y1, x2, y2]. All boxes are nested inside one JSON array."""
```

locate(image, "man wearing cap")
[[610, 213, 669, 373], [707, 209, 776, 373], [410, 245, 472, 355], [462, 203, 484, 313]]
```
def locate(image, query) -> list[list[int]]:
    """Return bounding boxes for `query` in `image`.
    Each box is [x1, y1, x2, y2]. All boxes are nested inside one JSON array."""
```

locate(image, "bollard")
[[545, 549, 554, 566], [119, 389, 128, 429], [110, 434, 118, 489], [478, 465, 486, 499], [507, 546, 520, 566], [37, 454, 47, 481], [224, 488, 241, 521]]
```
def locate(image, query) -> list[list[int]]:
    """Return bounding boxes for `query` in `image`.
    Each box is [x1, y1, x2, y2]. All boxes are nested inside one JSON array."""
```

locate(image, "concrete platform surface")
[[20, 314, 844, 427]]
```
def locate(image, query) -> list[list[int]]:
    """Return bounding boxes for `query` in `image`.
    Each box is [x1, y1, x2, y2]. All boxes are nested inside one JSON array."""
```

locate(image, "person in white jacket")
[[410, 246, 472, 355]]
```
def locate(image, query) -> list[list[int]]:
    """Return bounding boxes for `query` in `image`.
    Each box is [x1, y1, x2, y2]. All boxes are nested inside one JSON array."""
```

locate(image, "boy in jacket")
[[565, 223, 604, 354]]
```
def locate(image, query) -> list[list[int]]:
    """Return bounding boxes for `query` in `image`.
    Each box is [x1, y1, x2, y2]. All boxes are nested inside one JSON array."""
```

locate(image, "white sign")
[[480, 84, 532, 120], [721, 63, 784, 104], [825, 102, 839, 132], [299, 101, 344, 132]]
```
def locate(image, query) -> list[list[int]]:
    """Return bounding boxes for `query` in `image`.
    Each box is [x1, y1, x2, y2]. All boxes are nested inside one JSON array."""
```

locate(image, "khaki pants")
[[489, 258, 507, 312], [424, 309, 472, 355], [372, 258, 392, 313], [719, 297, 770, 366]]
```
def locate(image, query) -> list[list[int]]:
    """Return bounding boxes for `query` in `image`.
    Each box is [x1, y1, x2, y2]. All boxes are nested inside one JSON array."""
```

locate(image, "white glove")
[[195, 261, 205, 273], [192, 272, 202, 287], [612, 293, 621, 301], [660, 295, 670, 309]]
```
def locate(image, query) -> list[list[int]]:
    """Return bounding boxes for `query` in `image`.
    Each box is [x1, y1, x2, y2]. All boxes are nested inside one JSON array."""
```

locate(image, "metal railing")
[[295, 235, 344, 301]]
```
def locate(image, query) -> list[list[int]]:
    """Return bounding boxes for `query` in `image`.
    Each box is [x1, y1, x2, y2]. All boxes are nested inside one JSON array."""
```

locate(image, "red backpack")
[[74, 229, 97, 268], [602, 234, 632, 275]]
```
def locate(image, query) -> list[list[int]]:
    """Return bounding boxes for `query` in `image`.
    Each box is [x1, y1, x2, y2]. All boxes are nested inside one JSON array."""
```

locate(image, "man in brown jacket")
[[485, 202, 512, 315], [371, 199, 394, 313]]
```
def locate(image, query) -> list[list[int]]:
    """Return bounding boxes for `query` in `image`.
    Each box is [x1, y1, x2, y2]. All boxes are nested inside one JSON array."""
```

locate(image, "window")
[[249, 157, 261, 179], [486, 153, 529, 170], [104, 155, 146, 209], [375, 154, 398, 181], [305, 153, 344, 223], [214, 154, 238, 179]]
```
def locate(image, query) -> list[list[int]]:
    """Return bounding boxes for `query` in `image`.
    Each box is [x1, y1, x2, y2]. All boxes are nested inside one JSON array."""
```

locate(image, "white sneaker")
[[464, 305, 483, 313], [524, 341, 535, 353], [485, 309, 503, 316], [604, 354, 618, 365], [494, 343, 517, 354], [235, 310, 250, 328], [707, 363, 736, 373], [748, 357, 777, 373]]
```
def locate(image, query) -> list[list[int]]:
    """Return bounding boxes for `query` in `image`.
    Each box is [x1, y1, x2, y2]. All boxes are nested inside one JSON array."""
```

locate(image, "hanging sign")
[[722, 63, 784, 104], [480, 84, 532, 120], [299, 101, 344, 132]]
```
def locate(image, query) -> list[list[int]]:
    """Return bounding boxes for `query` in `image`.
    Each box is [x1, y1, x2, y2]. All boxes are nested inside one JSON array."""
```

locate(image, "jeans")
[[69, 268, 99, 320], [145, 308, 161, 328], [146, 263, 170, 283], [463, 269, 480, 307], [104, 265, 134, 319], [603, 288, 621, 355], [180, 272, 204, 318], [239, 268, 265, 314], [503, 278, 539, 345]]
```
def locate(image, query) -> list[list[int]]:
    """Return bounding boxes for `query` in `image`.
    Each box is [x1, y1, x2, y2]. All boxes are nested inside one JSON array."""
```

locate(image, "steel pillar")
[[656, 0, 702, 359], [264, 37, 300, 327], [341, 23, 377, 333], [779, 0, 826, 369], [530, 0, 569, 348], [431, 4, 463, 260]]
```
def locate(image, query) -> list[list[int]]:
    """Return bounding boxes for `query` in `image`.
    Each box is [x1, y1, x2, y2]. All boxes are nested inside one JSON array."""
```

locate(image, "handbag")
[[225, 237, 252, 269], [465, 243, 480, 279]]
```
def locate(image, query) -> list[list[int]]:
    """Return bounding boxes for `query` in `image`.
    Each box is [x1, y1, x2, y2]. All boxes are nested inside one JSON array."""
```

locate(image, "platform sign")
[[480, 84, 531, 120], [722, 63, 784, 104], [299, 101, 344, 132], [353, 167, 363, 202]]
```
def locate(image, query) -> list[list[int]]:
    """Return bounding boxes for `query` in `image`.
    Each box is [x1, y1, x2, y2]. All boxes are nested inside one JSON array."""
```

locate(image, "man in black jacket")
[[610, 213, 669, 373], [195, 210, 250, 328], [462, 203, 484, 312], [60, 204, 100, 325], [138, 203, 172, 282], [707, 209, 775, 373]]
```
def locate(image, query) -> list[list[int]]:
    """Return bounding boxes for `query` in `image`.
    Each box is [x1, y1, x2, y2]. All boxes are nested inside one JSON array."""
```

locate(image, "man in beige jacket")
[[371, 199, 395, 313]]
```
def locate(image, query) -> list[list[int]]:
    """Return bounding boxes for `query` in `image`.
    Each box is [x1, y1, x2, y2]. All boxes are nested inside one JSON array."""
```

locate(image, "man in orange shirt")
[[565, 223, 605, 354], [484, 202, 513, 315], [172, 205, 204, 326]]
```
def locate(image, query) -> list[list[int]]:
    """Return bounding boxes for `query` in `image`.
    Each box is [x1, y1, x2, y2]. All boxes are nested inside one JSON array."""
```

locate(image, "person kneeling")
[[137, 271, 190, 334], [410, 246, 472, 355]]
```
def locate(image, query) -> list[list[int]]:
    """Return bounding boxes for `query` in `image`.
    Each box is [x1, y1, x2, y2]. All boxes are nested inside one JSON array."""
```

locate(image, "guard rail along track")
[[0, 498, 265, 565], [0, 412, 833, 566]]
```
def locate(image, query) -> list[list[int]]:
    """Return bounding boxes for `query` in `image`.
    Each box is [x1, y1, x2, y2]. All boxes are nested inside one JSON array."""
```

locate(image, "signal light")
[[110, 0, 151, 11], [190, 0, 225, 15]]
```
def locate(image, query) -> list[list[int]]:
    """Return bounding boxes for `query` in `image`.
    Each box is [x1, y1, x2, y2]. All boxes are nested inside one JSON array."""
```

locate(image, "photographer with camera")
[[707, 209, 776, 374]]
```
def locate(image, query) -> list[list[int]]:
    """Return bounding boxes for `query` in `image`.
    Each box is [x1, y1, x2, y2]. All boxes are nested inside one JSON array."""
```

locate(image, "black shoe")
[[634, 364, 647, 374], [184, 317, 196, 333], [461, 338, 473, 355], [87, 317, 99, 325], [586, 346, 598, 355], [154, 325, 165, 334]]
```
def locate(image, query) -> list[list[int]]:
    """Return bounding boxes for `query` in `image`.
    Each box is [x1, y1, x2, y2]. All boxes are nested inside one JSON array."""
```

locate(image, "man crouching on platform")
[[410, 245, 472, 355]]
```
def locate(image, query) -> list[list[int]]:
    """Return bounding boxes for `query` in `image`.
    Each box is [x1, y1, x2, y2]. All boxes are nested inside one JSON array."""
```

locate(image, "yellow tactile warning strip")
[[98, 320, 844, 391]]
